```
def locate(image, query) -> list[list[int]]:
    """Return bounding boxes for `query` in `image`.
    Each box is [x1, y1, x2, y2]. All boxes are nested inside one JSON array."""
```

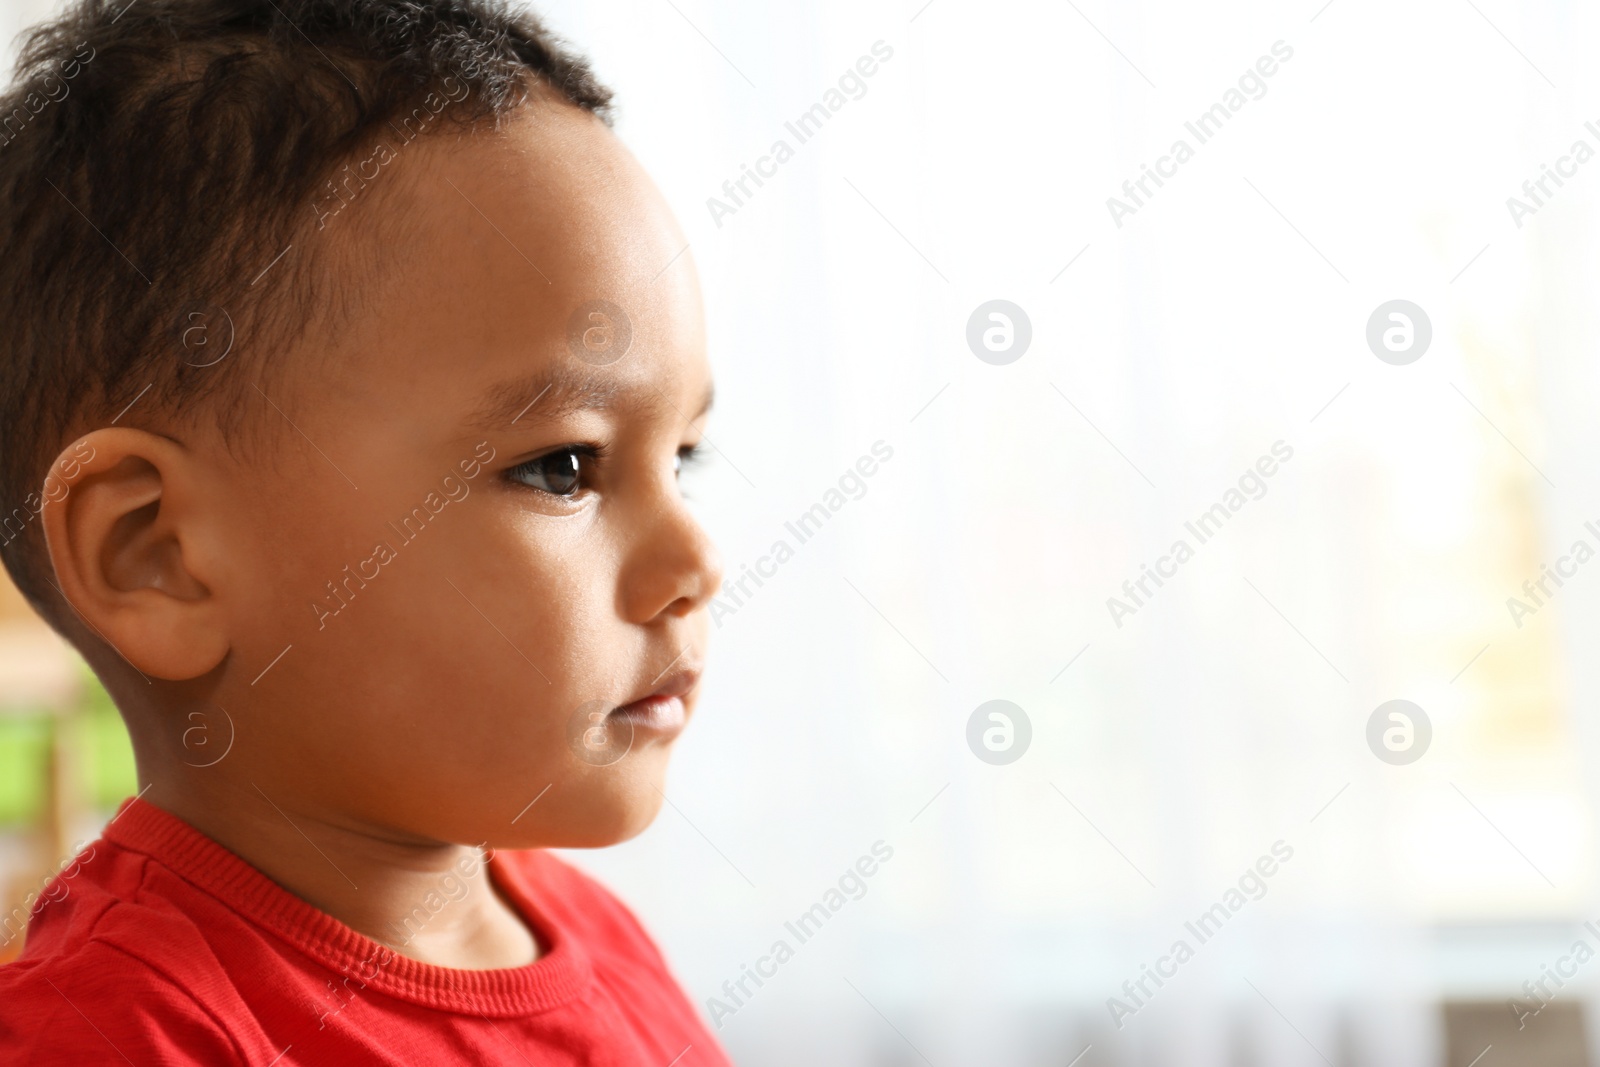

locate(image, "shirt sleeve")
[[0, 939, 243, 1066]]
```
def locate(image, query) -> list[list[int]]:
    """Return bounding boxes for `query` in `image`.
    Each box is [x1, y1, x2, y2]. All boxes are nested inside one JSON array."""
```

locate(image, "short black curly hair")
[[0, 0, 610, 620]]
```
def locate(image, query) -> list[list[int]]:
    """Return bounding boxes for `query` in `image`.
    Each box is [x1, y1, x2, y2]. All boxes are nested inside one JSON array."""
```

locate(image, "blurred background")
[[4, 0, 1600, 1064]]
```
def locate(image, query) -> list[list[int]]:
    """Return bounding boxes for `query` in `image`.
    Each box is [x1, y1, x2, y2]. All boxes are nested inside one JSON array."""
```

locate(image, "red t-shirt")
[[0, 798, 731, 1065]]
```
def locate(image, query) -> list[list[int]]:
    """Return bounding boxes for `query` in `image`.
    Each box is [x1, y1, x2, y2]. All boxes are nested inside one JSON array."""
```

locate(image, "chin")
[[492, 762, 670, 850], [603, 795, 666, 845]]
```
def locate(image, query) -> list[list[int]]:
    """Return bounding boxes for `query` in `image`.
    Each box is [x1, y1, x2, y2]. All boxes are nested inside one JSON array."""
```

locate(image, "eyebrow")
[[472, 365, 714, 430]]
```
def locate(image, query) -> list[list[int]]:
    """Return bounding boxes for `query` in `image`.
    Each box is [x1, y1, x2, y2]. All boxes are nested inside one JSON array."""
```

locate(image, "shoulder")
[[0, 839, 248, 1064], [0, 931, 243, 1065]]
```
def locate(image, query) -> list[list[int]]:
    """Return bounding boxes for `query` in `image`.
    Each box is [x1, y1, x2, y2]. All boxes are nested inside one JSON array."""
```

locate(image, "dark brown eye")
[[510, 447, 584, 496]]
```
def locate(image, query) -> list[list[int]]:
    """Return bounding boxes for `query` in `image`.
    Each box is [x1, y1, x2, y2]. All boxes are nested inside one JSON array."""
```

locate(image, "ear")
[[39, 429, 230, 679]]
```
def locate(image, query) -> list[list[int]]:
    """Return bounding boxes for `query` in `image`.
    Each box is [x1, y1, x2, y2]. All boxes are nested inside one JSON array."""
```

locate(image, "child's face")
[[195, 99, 721, 848]]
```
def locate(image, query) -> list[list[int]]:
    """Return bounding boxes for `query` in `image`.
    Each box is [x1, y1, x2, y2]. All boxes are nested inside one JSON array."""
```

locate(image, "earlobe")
[[39, 429, 229, 680]]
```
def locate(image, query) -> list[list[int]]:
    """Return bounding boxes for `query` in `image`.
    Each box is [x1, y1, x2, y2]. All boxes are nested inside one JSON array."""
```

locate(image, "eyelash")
[[677, 441, 709, 472], [507, 441, 707, 498]]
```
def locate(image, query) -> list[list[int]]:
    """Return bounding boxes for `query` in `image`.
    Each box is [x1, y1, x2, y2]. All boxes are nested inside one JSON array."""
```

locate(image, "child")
[[0, 0, 729, 1061]]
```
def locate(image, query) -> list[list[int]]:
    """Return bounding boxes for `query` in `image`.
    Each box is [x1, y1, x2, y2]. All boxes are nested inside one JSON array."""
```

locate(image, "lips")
[[608, 693, 686, 733], [606, 663, 700, 736]]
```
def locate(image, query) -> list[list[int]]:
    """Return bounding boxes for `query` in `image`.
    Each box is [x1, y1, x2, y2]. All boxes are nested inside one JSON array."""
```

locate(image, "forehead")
[[311, 95, 706, 430]]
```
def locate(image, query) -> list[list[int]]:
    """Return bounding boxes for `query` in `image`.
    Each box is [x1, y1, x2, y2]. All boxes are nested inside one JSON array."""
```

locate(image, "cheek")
[[255, 563, 595, 831], [216, 475, 670, 844], [462, 508, 617, 682], [268, 508, 632, 814]]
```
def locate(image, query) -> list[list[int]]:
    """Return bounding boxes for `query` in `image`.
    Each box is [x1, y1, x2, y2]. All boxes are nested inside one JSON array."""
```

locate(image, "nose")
[[620, 494, 723, 624]]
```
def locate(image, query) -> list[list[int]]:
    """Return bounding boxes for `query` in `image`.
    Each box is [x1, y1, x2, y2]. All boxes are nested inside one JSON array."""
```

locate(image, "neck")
[[141, 776, 539, 970]]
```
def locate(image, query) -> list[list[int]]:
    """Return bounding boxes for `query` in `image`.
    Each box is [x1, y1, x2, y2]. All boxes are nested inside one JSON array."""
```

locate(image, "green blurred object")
[[0, 714, 47, 826], [0, 671, 135, 826]]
